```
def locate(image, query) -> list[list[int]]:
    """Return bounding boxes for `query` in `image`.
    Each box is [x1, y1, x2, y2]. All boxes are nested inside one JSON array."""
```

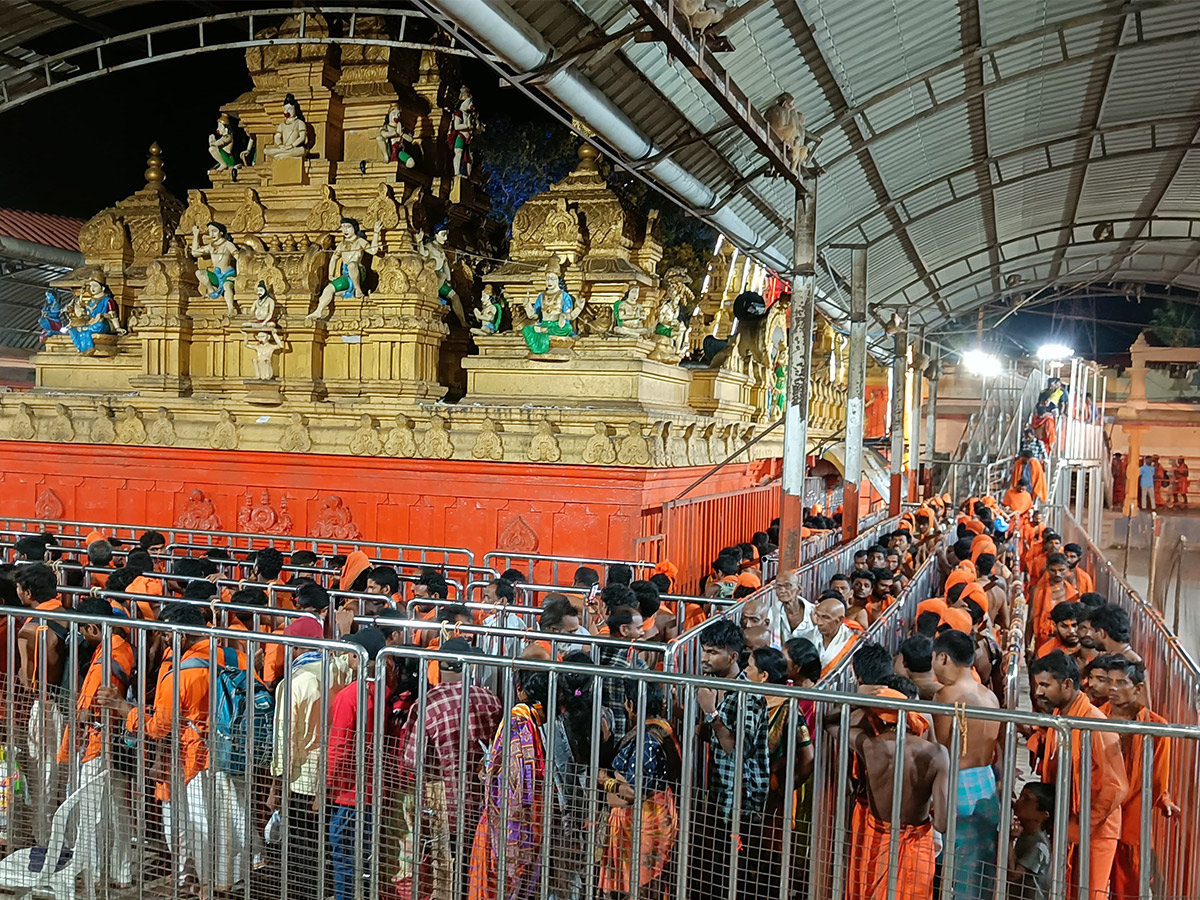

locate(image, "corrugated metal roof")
[[0, 208, 82, 253], [9, 0, 1200, 325], [0, 264, 71, 352]]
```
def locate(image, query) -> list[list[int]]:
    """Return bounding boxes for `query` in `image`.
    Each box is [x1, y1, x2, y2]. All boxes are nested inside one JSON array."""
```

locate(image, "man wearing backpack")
[[99, 602, 251, 892]]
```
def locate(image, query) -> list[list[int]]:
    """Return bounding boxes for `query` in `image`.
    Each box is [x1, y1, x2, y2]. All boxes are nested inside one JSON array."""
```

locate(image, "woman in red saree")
[[599, 682, 682, 899], [469, 671, 548, 900]]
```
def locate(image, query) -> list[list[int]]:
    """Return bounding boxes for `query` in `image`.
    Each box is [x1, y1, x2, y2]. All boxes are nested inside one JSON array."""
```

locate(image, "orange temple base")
[[0, 442, 778, 563]]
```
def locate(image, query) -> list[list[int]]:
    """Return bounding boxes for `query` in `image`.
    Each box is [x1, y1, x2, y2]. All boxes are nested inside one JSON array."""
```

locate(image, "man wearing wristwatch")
[[691, 619, 770, 900]]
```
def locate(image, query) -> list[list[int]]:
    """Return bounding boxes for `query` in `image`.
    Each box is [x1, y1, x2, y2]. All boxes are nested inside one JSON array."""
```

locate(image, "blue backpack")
[[181, 648, 274, 775]]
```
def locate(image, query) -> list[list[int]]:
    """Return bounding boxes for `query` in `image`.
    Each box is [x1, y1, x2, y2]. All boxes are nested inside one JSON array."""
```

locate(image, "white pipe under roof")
[[427, 0, 793, 273]]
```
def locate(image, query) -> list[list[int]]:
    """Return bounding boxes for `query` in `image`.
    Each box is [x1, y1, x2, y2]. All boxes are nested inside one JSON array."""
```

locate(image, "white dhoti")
[[163, 770, 249, 891]]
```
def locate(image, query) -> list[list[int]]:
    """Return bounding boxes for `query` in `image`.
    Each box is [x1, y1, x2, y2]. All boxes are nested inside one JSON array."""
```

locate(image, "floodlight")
[[1037, 344, 1074, 360], [963, 349, 1003, 377]]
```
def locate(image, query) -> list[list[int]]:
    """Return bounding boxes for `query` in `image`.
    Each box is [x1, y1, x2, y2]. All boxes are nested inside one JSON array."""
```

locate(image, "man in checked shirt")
[[395, 637, 501, 900], [691, 619, 770, 900]]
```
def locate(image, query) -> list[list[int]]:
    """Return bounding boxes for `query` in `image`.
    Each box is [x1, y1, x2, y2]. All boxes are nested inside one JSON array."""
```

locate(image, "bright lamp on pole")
[[963, 349, 1003, 377], [1037, 343, 1074, 360]]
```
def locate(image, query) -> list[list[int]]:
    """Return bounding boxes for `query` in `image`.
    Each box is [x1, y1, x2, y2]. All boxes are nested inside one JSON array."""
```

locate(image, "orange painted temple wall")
[[0, 442, 780, 562]]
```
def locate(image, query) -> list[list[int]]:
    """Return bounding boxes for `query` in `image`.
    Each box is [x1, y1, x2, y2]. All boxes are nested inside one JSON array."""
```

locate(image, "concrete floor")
[[1097, 510, 1200, 663]]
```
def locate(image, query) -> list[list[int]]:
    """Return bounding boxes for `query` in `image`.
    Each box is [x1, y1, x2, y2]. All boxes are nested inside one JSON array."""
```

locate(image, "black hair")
[[172, 557, 207, 580], [125, 549, 154, 574], [851, 641, 893, 686], [600, 584, 636, 613], [963, 597, 986, 625], [1086, 652, 1128, 677], [540, 595, 577, 631], [952, 538, 973, 561], [751, 647, 788, 685], [1029, 648, 1080, 686], [138, 530, 167, 551], [699, 618, 744, 653], [737, 542, 755, 562], [1051, 601, 1083, 624], [290, 550, 318, 568], [830, 572, 851, 585], [784, 637, 822, 684], [296, 582, 331, 611], [182, 580, 218, 601], [711, 555, 739, 577], [1063, 543, 1083, 556], [1045, 552, 1067, 568], [649, 573, 672, 595], [916, 611, 941, 637], [368, 566, 400, 595], [254, 547, 284, 580], [161, 601, 207, 629], [947, 583, 967, 605], [897, 634, 933, 673], [556, 651, 599, 762], [607, 606, 640, 635], [607, 564, 633, 586], [15, 563, 57, 602], [751, 532, 771, 552], [870, 567, 893, 583], [629, 579, 661, 618], [1079, 592, 1107, 610], [818, 589, 844, 602], [573, 566, 600, 588], [851, 569, 875, 584], [489, 578, 515, 603], [884, 674, 920, 699], [77, 595, 114, 619], [500, 568, 525, 584], [853, 550, 868, 560], [932, 629, 976, 666], [230, 587, 268, 607], [622, 679, 665, 718], [1021, 782, 1056, 830], [975, 552, 996, 575], [1089, 604, 1131, 643], [733, 584, 756, 599]]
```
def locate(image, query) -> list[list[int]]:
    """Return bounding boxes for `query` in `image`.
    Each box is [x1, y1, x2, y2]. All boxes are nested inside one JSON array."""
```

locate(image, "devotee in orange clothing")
[[1012, 450, 1048, 501], [1062, 542, 1094, 594], [1031, 553, 1079, 648], [1172, 457, 1189, 508], [1102, 658, 1179, 900], [842, 688, 947, 900], [1030, 651, 1128, 900]]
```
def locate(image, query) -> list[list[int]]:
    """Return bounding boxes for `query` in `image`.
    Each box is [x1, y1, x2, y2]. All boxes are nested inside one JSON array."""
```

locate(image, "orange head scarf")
[[339, 550, 372, 591], [970, 534, 997, 562], [917, 597, 948, 619], [737, 570, 762, 590], [85, 530, 107, 546], [940, 607, 973, 634], [944, 567, 974, 593], [654, 560, 678, 587], [957, 581, 988, 614], [862, 687, 930, 736]]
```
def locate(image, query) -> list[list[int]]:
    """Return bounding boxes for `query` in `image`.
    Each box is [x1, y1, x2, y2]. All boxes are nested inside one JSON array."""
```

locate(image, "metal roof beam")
[[815, 23, 1200, 173], [625, 0, 804, 192], [812, 0, 1174, 145], [878, 216, 1200, 309], [771, 0, 949, 316], [824, 114, 1200, 246], [957, 0, 1000, 296], [24, 0, 119, 38], [1046, 9, 1127, 283]]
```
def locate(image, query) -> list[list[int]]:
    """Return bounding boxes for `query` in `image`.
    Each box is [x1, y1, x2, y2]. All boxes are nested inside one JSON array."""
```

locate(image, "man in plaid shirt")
[[598, 606, 647, 739], [692, 619, 770, 900]]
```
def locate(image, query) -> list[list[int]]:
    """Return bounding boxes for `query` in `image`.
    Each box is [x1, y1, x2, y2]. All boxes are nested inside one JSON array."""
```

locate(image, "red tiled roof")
[[0, 208, 83, 253]]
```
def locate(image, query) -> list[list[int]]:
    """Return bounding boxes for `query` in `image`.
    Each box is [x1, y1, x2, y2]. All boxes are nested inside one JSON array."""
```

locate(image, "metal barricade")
[[659, 481, 782, 593], [5, 602, 1199, 900], [481, 552, 656, 587]]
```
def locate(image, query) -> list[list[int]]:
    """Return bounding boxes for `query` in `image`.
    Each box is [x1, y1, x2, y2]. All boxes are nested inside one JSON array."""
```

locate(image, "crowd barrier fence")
[[1, 606, 1195, 900]]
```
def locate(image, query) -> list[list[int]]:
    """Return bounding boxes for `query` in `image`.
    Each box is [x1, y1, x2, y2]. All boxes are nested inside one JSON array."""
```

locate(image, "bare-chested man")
[[838, 688, 949, 900], [932, 629, 1002, 900], [893, 634, 941, 701], [974, 552, 1010, 634]]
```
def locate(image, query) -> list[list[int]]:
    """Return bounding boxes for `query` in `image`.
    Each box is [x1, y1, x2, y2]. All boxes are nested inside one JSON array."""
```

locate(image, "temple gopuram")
[[0, 15, 851, 560]]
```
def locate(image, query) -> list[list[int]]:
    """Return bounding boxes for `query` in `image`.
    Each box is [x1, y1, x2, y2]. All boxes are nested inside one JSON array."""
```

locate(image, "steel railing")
[[5, 604, 1196, 900]]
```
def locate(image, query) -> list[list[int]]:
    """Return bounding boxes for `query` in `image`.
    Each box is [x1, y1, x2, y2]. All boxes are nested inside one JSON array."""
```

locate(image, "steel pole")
[[842, 246, 868, 542], [909, 330, 923, 501], [888, 318, 908, 515], [780, 178, 818, 567], [925, 351, 939, 496]]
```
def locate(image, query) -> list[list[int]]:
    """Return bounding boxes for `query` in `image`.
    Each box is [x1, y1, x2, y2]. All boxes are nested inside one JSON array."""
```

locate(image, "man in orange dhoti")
[[1031, 651, 1129, 900], [1102, 659, 1178, 900], [1012, 450, 1048, 501], [1172, 457, 1189, 509], [842, 688, 948, 900]]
